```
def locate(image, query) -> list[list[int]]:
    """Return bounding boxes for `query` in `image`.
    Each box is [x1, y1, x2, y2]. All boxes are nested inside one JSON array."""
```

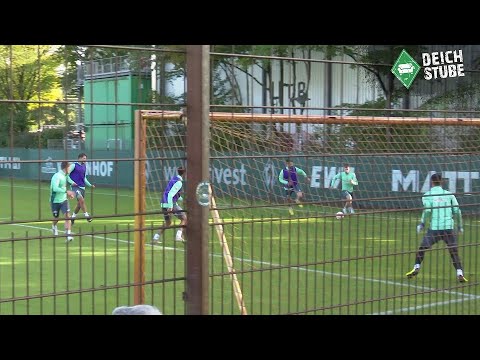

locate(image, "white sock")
[[52, 225, 57, 230], [71, 213, 76, 218], [414, 264, 420, 270], [84, 212, 89, 217], [66, 229, 71, 235], [457, 269, 463, 276], [176, 230, 183, 239]]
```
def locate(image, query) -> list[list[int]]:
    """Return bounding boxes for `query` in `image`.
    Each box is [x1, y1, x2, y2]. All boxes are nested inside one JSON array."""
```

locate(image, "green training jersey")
[[50, 170, 68, 204], [421, 185, 462, 230], [330, 172, 358, 192]]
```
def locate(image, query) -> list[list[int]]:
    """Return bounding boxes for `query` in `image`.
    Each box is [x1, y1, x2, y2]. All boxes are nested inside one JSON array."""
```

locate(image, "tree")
[[210, 45, 335, 152], [212, 45, 329, 113], [0, 45, 63, 146]]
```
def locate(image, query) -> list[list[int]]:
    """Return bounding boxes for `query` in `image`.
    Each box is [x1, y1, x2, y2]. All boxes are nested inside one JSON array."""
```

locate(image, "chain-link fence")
[[0, 45, 478, 314]]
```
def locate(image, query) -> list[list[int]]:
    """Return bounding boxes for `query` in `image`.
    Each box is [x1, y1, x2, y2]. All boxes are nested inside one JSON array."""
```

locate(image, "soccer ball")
[[335, 211, 345, 220]]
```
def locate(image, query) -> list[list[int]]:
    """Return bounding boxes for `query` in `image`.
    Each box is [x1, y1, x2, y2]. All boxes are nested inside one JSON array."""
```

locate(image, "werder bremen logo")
[[391, 49, 421, 89]]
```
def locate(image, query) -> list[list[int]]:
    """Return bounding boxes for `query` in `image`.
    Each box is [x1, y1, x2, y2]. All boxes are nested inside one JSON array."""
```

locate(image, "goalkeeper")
[[278, 159, 311, 215], [406, 173, 467, 283]]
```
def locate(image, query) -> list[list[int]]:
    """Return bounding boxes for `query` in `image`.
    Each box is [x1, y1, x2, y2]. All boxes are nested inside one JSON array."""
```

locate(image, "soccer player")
[[50, 161, 76, 242], [330, 164, 358, 215], [406, 173, 467, 282], [152, 166, 187, 243], [67, 153, 95, 224], [278, 159, 311, 215]]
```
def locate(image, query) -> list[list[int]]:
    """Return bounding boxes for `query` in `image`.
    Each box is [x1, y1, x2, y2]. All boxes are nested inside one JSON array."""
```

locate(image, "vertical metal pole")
[[133, 110, 146, 304], [185, 45, 210, 315], [325, 54, 332, 116]]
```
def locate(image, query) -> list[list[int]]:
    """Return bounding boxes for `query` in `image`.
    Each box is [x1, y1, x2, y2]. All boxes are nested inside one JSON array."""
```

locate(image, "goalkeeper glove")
[[416, 223, 425, 234]]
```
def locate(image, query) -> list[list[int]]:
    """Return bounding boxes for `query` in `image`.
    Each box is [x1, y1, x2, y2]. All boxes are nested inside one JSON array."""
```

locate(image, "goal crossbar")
[[140, 110, 480, 126]]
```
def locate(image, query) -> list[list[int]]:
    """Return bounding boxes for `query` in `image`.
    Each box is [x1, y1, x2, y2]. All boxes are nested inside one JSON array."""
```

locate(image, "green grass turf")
[[0, 178, 479, 315]]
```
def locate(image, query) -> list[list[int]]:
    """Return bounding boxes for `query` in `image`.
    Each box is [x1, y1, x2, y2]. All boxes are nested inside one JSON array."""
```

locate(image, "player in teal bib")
[[50, 161, 76, 242], [330, 164, 358, 215]]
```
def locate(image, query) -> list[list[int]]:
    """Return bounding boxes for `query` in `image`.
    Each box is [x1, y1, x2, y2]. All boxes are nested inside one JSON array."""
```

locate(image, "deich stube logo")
[[392, 49, 466, 89], [422, 50, 465, 80]]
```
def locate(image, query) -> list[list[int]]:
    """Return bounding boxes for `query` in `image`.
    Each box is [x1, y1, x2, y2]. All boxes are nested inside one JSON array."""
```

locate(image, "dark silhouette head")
[[431, 173, 442, 186]]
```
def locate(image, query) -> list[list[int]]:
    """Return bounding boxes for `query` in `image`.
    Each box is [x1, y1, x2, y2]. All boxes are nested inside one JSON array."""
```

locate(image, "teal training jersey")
[[50, 170, 68, 204], [421, 185, 462, 230], [330, 172, 358, 192]]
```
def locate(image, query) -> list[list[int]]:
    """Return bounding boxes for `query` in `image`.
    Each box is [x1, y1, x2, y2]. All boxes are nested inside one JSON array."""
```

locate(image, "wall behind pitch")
[[1, 149, 479, 213], [0, 149, 134, 187]]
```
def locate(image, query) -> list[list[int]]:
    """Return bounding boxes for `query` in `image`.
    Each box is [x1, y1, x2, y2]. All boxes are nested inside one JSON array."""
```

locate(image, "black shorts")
[[71, 186, 86, 199], [162, 205, 186, 221], [284, 184, 301, 198], [341, 190, 353, 200], [51, 200, 70, 218], [421, 229, 457, 248]]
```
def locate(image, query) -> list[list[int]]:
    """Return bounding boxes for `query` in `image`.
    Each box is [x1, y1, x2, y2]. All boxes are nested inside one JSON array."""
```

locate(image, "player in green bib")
[[330, 164, 358, 215], [406, 173, 467, 282]]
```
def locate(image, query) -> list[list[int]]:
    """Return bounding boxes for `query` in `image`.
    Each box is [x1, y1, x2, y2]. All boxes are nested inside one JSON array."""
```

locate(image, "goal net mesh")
[[143, 111, 480, 219]]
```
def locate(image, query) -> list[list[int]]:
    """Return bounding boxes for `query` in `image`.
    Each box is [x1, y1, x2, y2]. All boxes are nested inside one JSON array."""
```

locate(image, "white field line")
[[4, 221, 176, 251], [0, 183, 134, 198], [370, 296, 479, 315], [4, 220, 477, 314]]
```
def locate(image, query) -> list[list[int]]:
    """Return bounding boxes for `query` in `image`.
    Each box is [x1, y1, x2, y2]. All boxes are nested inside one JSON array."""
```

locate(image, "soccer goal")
[[133, 109, 480, 308], [137, 110, 480, 212]]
